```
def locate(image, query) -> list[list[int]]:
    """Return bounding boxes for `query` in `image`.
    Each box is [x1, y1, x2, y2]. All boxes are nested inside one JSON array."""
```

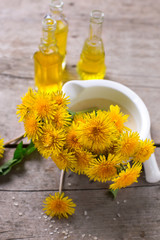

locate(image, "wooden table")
[[0, 0, 160, 239]]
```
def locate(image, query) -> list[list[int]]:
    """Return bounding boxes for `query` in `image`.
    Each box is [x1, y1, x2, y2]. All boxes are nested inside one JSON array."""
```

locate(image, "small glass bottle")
[[50, 0, 68, 70], [34, 15, 63, 91], [77, 10, 106, 80]]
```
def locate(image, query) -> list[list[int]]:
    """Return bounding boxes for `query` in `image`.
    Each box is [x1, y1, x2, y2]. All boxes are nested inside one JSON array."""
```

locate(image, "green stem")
[[4, 134, 25, 147]]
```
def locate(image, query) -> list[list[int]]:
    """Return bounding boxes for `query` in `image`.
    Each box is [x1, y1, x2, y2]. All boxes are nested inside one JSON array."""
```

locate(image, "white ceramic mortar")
[[62, 79, 160, 183]]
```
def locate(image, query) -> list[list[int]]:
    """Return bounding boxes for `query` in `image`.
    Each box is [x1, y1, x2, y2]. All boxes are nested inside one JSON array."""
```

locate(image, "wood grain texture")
[[0, 0, 160, 239], [0, 188, 160, 240]]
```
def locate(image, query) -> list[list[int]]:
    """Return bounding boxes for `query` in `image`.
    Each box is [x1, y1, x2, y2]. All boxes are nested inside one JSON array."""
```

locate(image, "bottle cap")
[[42, 14, 57, 31], [50, 0, 64, 11], [90, 10, 104, 24]]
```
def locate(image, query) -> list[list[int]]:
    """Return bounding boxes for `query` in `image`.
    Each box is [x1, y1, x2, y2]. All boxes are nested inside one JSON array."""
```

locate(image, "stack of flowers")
[[16, 88, 155, 219]]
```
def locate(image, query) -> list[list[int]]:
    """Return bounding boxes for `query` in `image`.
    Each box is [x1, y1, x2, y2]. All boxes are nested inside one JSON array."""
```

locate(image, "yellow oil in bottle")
[[77, 40, 106, 80], [55, 20, 68, 69], [77, 10, 106, 80], [50, 0, 69, 70], [34, 15, 63, 91], [34, 51, 63, 91]]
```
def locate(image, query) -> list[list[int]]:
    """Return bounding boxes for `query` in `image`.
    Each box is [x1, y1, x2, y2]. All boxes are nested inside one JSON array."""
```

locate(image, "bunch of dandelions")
[[17, 88, 155, 219]]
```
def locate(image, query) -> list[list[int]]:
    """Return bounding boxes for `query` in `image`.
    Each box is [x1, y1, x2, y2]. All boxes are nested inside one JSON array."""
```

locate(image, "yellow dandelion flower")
[[33, 91, 56, 121], [34, 124, 66, 158], [53, 91, 70, 108], [116, 131, 140, 159], [52, 107, 71, 128], [77, 110, 118, 154], [51, 149, 77, 171], [0, 137, 4, 158], [74, 148, 96, 174], [43, 192, 76, 219], [66, 123, 81, 150], [17, 88, 35, 121], [73, 112, 86, 124], [110, 162, 142, 190], [108, 105, 129, 132], [85, 154, 122, 182], [24, 114, 43, 141], [134, 139, 155, 163]]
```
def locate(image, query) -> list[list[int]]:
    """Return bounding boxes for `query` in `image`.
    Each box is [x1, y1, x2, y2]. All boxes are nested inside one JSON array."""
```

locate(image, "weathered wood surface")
[[0, 0, 160, 240], [1, 188, 160, 240]]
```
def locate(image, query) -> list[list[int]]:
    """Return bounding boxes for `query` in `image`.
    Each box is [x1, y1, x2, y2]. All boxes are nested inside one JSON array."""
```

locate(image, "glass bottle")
[[77, 10, 106, 80], [34, 15, 63, 91], [50, 0, 68, 70]]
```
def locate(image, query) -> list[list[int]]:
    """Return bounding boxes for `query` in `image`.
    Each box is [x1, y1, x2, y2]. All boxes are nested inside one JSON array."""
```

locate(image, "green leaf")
[[0, 141, 36, 176], [25, 141, 36, 156], [109, 189, 119, 199], [13, 141, 24, 159]]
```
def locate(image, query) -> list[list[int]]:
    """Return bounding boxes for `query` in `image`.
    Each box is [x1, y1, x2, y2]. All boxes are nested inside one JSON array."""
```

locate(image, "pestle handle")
[[143, 132, 160, 183]]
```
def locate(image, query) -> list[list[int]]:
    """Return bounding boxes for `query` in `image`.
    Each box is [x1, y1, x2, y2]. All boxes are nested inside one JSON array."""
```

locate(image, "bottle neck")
[[89, 22, 102, 41], [39, 15, 57, 54], [89, 10, 104, 41], [50, 0, 63, 18], [41, 29, 56, 45]]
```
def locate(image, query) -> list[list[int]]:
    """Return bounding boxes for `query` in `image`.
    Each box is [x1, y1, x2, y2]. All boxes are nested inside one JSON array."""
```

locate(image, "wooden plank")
[[0, 187, 160, 240]]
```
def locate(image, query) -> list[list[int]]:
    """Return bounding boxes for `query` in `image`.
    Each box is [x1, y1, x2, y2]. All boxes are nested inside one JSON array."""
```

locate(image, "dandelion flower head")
[[116, 131, 140, 159], [17, 88, 35, 121], [77, 110, 118, 154], [85, 154, 122, 182], [33, 90, 56, 121], [74, 148, 97, 174], [134, 139, 155, 163], [24, 114, 43, 141], [73, 112, 86, 124], [110, 162, 142, 190], [52, 107, 71, 129], [108, 105, 129, 132], [51, 149, 77, 172], [53, 91, 70, 108], [34, 124, 66, 158], [43, 192, 76, 219], [66, 122, 81, 150]]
